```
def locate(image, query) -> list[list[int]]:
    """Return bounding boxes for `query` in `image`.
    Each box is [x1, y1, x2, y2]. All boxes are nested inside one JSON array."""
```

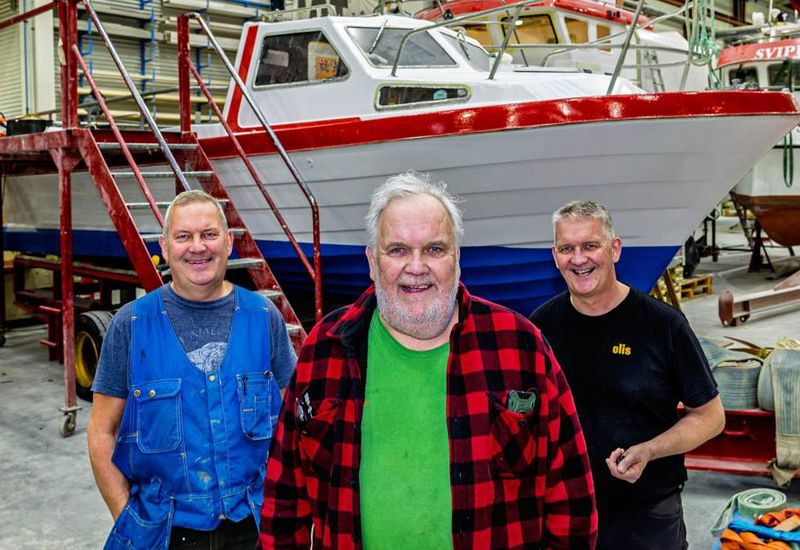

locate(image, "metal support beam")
[[0, 1, 55, 32], [50, 146, 84, 435], [58, 0, 79, 129]]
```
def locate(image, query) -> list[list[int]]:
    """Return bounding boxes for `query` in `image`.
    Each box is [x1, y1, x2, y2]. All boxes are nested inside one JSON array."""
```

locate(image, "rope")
[[712, 488, 788, 538]]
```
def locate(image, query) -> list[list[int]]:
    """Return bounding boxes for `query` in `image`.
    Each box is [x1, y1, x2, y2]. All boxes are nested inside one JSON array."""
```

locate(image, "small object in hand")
[[615, 453, 625, 466]]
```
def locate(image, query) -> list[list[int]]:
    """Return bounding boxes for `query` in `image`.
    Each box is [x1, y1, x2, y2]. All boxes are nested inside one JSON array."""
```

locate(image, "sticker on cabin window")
[[265, 50, 290, 67], [377, 86, 469, 108], [308, 40, 339, 81]]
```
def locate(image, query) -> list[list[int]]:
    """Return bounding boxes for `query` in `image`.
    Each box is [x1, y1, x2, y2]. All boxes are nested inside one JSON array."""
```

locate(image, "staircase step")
[[112, 170, 213, 179], [127, 198, 229, 211], [255, 289, 282, 302], [126, 201, 172, 210], [142, 228, 243, 242], [156, 257, 264, 277], [98, 142, 197, 151], [226, 258, 265, 270]]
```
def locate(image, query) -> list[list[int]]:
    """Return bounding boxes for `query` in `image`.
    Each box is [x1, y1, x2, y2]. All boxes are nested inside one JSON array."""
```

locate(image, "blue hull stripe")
[[3, 228, 677, 315]]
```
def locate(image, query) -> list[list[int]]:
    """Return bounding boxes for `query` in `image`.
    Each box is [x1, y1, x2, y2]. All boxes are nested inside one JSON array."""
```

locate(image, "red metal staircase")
[[0, 0, 320, 435], [74, 0, 308, 346]]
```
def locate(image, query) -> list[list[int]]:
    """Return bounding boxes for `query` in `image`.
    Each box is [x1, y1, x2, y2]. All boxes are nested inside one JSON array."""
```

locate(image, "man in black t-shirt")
[[530, 200, 724, 550]]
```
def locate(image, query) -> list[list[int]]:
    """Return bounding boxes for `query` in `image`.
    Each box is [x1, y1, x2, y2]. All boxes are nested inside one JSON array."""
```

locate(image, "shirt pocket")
[[133, 379, 182, 454], [298, 398, 339, 479], [488, 393, 540, 478], [236, 370, 277, 441]]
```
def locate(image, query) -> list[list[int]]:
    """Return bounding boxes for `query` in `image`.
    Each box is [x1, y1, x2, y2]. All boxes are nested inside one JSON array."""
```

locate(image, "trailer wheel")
[[75, 310, 114, 402]]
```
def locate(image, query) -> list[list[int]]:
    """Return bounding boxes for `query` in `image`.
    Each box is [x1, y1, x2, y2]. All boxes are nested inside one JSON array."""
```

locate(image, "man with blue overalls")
[[87, 190, 297, 549]]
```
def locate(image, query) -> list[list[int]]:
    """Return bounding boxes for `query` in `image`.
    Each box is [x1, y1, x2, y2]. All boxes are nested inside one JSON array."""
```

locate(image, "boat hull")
[[732, 139, 800, 247], [4, 93, 799, 314]]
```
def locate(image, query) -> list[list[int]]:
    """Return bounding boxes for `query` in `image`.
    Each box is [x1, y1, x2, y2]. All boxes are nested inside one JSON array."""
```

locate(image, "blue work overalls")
[[104, 286, 282, 549]]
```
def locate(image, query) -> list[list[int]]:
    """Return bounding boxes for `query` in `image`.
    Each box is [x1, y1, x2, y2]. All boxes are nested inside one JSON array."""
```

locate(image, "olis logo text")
[[612, 343, 631, 356]]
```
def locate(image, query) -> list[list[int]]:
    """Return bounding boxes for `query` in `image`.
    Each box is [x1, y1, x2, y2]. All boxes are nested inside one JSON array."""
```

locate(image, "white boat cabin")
[[209, 14, 641, 133]]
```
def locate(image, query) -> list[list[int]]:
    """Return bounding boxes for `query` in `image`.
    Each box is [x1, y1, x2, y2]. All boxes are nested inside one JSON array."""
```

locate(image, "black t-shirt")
[[529, 287, 718, 511]]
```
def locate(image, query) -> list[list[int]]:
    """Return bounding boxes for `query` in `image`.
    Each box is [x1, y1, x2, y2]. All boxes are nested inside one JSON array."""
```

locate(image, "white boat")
[[717, 26, 800, 247], [3, 14, 799, 314]]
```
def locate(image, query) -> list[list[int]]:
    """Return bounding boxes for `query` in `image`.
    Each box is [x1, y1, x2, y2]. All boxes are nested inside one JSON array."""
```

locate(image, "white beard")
[[374, 269, 459, 341]]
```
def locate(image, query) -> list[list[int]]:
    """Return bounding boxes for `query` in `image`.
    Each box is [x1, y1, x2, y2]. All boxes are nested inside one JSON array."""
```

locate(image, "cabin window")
[[376, 85, 469, 108], [564, 17, 589, 44], [461, 25, 493, 47], [768, 60, 800, 90], [254, 31, 349, 87], [348, 27, 457, 67], [503, 15, 558, 45], [441, 34, 492, 71], [596, 24, 612, 53], [726, 66, 758, 87]]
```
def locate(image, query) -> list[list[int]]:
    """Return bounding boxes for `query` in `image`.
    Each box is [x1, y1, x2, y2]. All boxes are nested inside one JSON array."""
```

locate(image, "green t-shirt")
[[359, 311, 454, 550]]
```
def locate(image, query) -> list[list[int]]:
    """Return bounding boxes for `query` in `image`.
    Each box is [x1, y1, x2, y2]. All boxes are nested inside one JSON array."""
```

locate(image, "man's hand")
[[87, 393, 131, 519], [605, 444, 653, 484], [604, 396, 725, 485]]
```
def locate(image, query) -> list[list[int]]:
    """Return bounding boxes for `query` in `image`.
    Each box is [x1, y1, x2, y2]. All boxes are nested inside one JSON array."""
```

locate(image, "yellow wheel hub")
[[75, 331, 98, 388]]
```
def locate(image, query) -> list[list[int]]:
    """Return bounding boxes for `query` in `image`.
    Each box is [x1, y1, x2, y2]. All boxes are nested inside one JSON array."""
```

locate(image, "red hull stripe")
[[200, 91, 799, 160]]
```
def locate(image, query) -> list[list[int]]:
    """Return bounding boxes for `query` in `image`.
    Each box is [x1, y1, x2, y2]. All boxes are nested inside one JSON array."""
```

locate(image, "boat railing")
[[717, 23, 800, 45], [258, 3, 339, 21], [399, 0, 715, 91], [178, 13, 323, 321], [392, 0, 547, 77]]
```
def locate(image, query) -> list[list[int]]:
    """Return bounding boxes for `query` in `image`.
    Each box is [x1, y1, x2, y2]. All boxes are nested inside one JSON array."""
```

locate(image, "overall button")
[[148, 389, 156, 398], [133, 389, 141, 397], [209, 374, 216, 382]]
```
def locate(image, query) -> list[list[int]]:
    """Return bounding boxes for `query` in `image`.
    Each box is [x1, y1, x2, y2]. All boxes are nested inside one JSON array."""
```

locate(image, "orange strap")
[[757, 509, 800, 528], [720, 529, 795, 550]]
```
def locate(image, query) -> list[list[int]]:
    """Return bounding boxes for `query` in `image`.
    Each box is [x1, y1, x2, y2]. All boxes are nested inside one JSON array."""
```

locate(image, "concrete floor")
[[0, 217, 799, 549]]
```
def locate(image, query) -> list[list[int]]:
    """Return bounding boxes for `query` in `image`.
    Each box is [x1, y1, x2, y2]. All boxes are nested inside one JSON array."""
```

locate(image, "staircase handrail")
[[81, 0, 191, 192], [72, 45, 165, 226], [180, 13, 323, 321]]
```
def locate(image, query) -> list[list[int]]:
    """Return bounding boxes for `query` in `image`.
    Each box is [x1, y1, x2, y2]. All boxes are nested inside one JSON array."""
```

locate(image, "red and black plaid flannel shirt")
[[260, 283, 597, 549]]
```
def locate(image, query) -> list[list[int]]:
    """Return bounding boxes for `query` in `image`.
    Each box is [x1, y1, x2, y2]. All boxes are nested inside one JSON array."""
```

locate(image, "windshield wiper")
[[369, 20, 389, 54]]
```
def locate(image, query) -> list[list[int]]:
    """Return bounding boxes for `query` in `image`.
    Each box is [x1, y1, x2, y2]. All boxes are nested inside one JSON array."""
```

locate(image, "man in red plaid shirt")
[[259, 172, 597, 549]]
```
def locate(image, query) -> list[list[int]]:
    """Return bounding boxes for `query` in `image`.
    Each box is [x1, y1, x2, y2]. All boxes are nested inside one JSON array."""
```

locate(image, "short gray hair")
[[162, 190, 228, 239], [552, 200, 615, 242], [366, 172, 464, 249]]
